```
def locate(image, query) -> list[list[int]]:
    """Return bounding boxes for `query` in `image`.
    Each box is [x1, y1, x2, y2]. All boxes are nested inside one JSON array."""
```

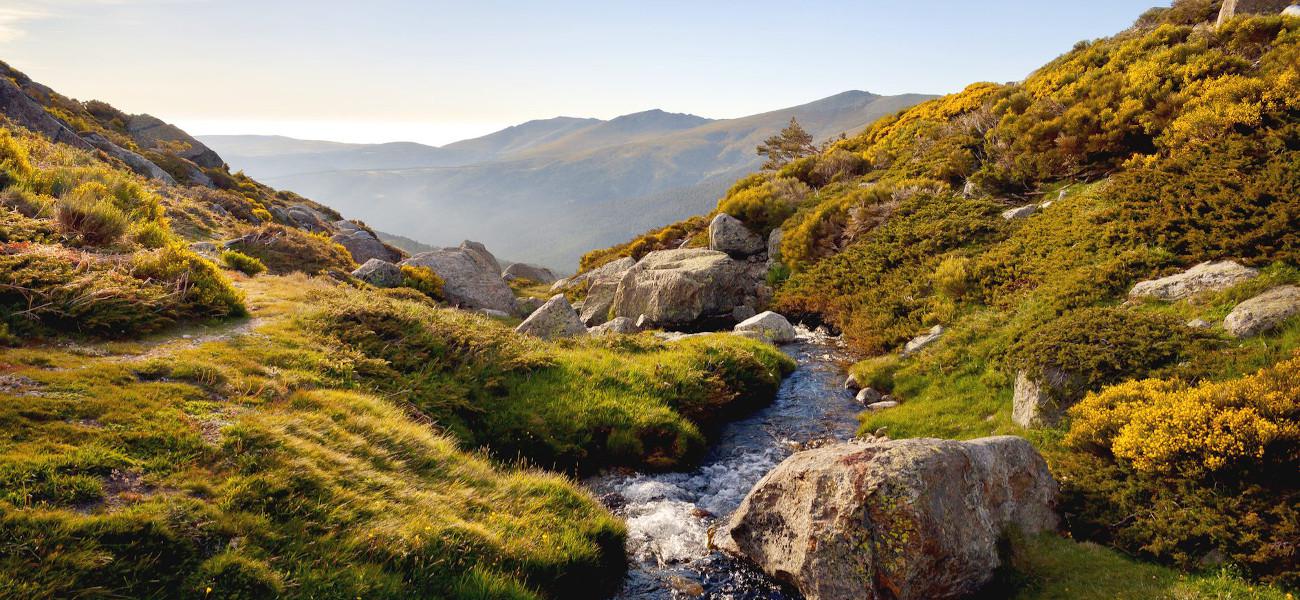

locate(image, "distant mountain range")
[[202, 90, 934, 269]]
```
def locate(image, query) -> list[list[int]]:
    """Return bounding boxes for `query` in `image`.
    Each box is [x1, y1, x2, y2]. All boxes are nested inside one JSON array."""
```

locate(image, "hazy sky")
[[1, 0, 1161, 145]]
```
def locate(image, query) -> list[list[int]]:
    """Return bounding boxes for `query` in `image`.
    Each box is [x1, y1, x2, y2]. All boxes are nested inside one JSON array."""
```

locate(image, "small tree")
[[757, 117, 818, 170]]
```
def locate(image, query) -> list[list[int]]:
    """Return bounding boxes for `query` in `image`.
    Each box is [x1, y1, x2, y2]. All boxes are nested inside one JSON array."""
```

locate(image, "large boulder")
[[351, 259, 403, 288], [734, 311, 797, 344], [0, 74, 94, 150], [1223, 285, 1300, 338], [502, 263, 558, 284], [80, 132, 175, 183], [579, 278, 620, 326], [515, 295, 587, 340], [560, 256, 637, 292], [401, 249, 518, 315], [125, 113, 224, 169], [709, 213, 765, 257], [1012, 368, 1084, 428], [610, 249, 757, 328], [285, 205, 332, 233], [331, 229, 400, 265], [588, 316, 639, 336], [459, 240, 502, 274], [1128, 261, 1258, 302], [717, 436, 1059, 600]]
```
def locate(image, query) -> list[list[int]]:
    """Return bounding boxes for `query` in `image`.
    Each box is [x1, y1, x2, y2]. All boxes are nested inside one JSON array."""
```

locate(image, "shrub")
[[130, 220, 172, 249], [577, 215, 710, 273], [0, 128, 34, 188], [224, 224, 354, 275], [400, 265, 444, 300], [55, 182, 128, 246], [221, 249, 267, 276], [131, 245, 246, 321], [932, 256, 972, 300], [717, 176, 810, 236]]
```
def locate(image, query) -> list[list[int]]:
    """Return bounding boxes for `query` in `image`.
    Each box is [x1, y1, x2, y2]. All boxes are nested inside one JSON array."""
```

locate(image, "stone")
[[901, 325, 944, 356], [351, 259, 403, 288], [479, 309, 511, 319], [1187, 318, 1212, 330], [286, 205, 332, 233], [549, 277, 572, 293], [709, 213, 766, 257], [731, 304, 757, 322], [459, 240, 502, 275], [1012, 368, 1084, 428], [767, 227, 784, 264], [635, 314, 653, 330], [579, 278, 620, 326], [1128, 261, 1259, 302], [188, 242, 217, 256], [734, 311, 798, 344], [80, 132, 175, 183], [502, 262, 559, 284], [515, 295, 588, 340], [588, 316, 639, 336], [401, 249, 519, 315], [0, 71, 94, 151], [125, 113, 224, 168], [1218, 0, 1296, 26], [716, 436, 1059, 600], [1001, 204, 1038, 220], [866, 401, 899, 411], [565, 256, 637, 291], [516, 296, 545, 315], [334, 220, 361, 233], [1223, 285, 1300, 338], [844, 373, 861, 390], [1286, 5, 1300, 16], [855, 387, 882, 405], [610, 249, 758, 328], [331, 230, 400, 265]]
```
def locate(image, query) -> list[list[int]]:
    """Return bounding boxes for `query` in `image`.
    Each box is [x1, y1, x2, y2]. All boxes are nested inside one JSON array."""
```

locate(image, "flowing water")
[[586, 327, 863, 599]]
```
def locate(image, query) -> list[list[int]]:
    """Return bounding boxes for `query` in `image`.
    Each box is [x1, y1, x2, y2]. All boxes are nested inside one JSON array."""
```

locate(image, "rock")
[[0, 73, 94, 150], [80, 132, 175, 183], [286, 205, 332, 233], [331, 230, 399, 265], [866, 401, 899, 411], [351, 259, 403, 288], [502, 263, 558, 284], [1286, 5, 1300, 17], [734, 311, 798, 343], [635, 314, 653, 330], [516, 296, 545, 315], [1218, 0, 1296, 26], [1012, 368, 1084, 428], [610, 249, 757, 328], [716, 436, 1059, 600], [124, 113, 224, 168], [844, 373, 861, 391], [1129, 261, 1259, 302], [901, 325, 945, 356], [515, 295, 588, 340], [333, 220, 361, 233], [767, 228, 784, 264], [1223, 285, 1300, 338], [549, 277, 572, 293], [566, 256, 638, 292], [709, 213, 765, 257], [188, 242, 217, 257], [579, 278, 620, 326], [459, 240, 502, 275], [731, 304, 757, 322], [1187, 318, 1212, 330], [401, 249, 519, 315], [666, 575, 705, 597], [855, 387, 882, 405], [1001, 205, 1037, 220], [588, 316, 639, 336]]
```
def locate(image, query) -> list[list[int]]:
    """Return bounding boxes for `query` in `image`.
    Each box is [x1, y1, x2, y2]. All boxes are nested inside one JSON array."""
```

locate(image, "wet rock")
[[844, 373, 861, 391], [1223, 285, 1300, 338], [1129, 260, 1258, 302], [901, 325, 944, 356], [515, 295, 588, 340], [351, 258, 403, 288], [717, 436, 1059, 600], [733, 311, 797, 344], [709, 213, 765, 257]]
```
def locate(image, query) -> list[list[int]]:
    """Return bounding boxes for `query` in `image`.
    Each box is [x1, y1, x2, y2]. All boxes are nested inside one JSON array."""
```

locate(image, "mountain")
[[201, 91, 934, 269]]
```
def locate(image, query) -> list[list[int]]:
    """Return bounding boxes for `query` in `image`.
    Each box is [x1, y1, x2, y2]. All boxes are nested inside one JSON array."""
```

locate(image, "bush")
[[0, 128, 34, 188], [130, 221, 172, 249], [221, 249, 266, 276], [131, 245, 246, 321], [55, 182, 128, 246], [400, 265, 444, 300], [716, 176, 810, 236], [224, 224, 354, 275]]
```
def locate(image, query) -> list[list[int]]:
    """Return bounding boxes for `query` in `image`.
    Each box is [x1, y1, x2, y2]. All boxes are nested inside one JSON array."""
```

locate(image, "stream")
[[586, 327, 863, 599]]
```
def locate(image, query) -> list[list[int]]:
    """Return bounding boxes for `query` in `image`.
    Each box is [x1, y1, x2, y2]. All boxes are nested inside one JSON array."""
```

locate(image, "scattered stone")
[[611, 249, 759, 328], [1223, 285, 1300, 338], [479, 309, 511, 319], [844, 373, 861, 391], [1001, 205, 1037, 220], [716, 436, 1059, 600], [401, 247, 518, 315], [515, 295, 588, 340], [588, 316, 639, 336], [1129, 260, 1259, 302], [1012, 368, 1084, 428], [733, 311, 797, 344], [901, 325, 944, 356], [1186, 318, 1212, 330], [502, 262, 558, 284], [351, 258, 403, 288], [332, 229, 400, 265], [866, 401, 899, 411], [286, 205, 332, 233], [709, 213, 766, 257]]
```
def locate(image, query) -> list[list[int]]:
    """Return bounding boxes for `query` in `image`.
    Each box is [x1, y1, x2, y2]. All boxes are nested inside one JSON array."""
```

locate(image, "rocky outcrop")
[[558, 256, 637, 293], [0, 75, 94, 151], [331, 229, 400, 265], [610, 249, 760, 328], [401, 247, 518, 315], [502, 263, 558, 284], [1218, 0, 1296, 25], [588, 316, 639, 336], [286, 205, 332, 233], [515, 295, 587, 340], [717, 436, 1058, 600], [80, 133, 175, 183], [734, 311, 797, 343], [1223, 285, 1300, 338], [901, 325, 944, 356], [1128, 261, 1258, 302], [125, 114, 224, 169], [1012, 368, 1084, 428], [709, 213, 765, 257], [351, 259, 403, 288]]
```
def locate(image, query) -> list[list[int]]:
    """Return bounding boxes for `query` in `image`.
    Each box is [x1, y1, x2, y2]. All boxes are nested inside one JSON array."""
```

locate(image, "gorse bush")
[[55, 182, 128, 246], [221, 249, 266, 276]]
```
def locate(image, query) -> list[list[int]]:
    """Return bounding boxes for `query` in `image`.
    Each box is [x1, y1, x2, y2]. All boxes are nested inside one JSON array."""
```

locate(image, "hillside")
[[202, 90, 933, 269], [585, 0, 1300, 591]]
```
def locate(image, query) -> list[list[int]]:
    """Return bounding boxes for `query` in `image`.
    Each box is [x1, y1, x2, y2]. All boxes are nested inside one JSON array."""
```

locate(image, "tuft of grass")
[[55, 182, 128, 246], [220, 249, 266, 276]]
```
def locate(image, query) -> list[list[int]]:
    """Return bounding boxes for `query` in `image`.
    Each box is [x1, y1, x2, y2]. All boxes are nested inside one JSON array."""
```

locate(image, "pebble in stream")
[[586, 327, 864, 599]]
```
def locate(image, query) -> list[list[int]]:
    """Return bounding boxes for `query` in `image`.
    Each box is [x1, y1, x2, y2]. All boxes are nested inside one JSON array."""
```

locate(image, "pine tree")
[[757, 117, 817, 170]]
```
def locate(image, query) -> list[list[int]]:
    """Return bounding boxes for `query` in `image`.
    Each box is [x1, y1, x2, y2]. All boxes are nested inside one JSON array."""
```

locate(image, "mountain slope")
[[206, 90, 933, 269]]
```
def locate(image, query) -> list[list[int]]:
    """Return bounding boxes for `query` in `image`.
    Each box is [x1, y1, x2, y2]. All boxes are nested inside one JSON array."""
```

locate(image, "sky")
[[0, 0, 1164, 146]]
